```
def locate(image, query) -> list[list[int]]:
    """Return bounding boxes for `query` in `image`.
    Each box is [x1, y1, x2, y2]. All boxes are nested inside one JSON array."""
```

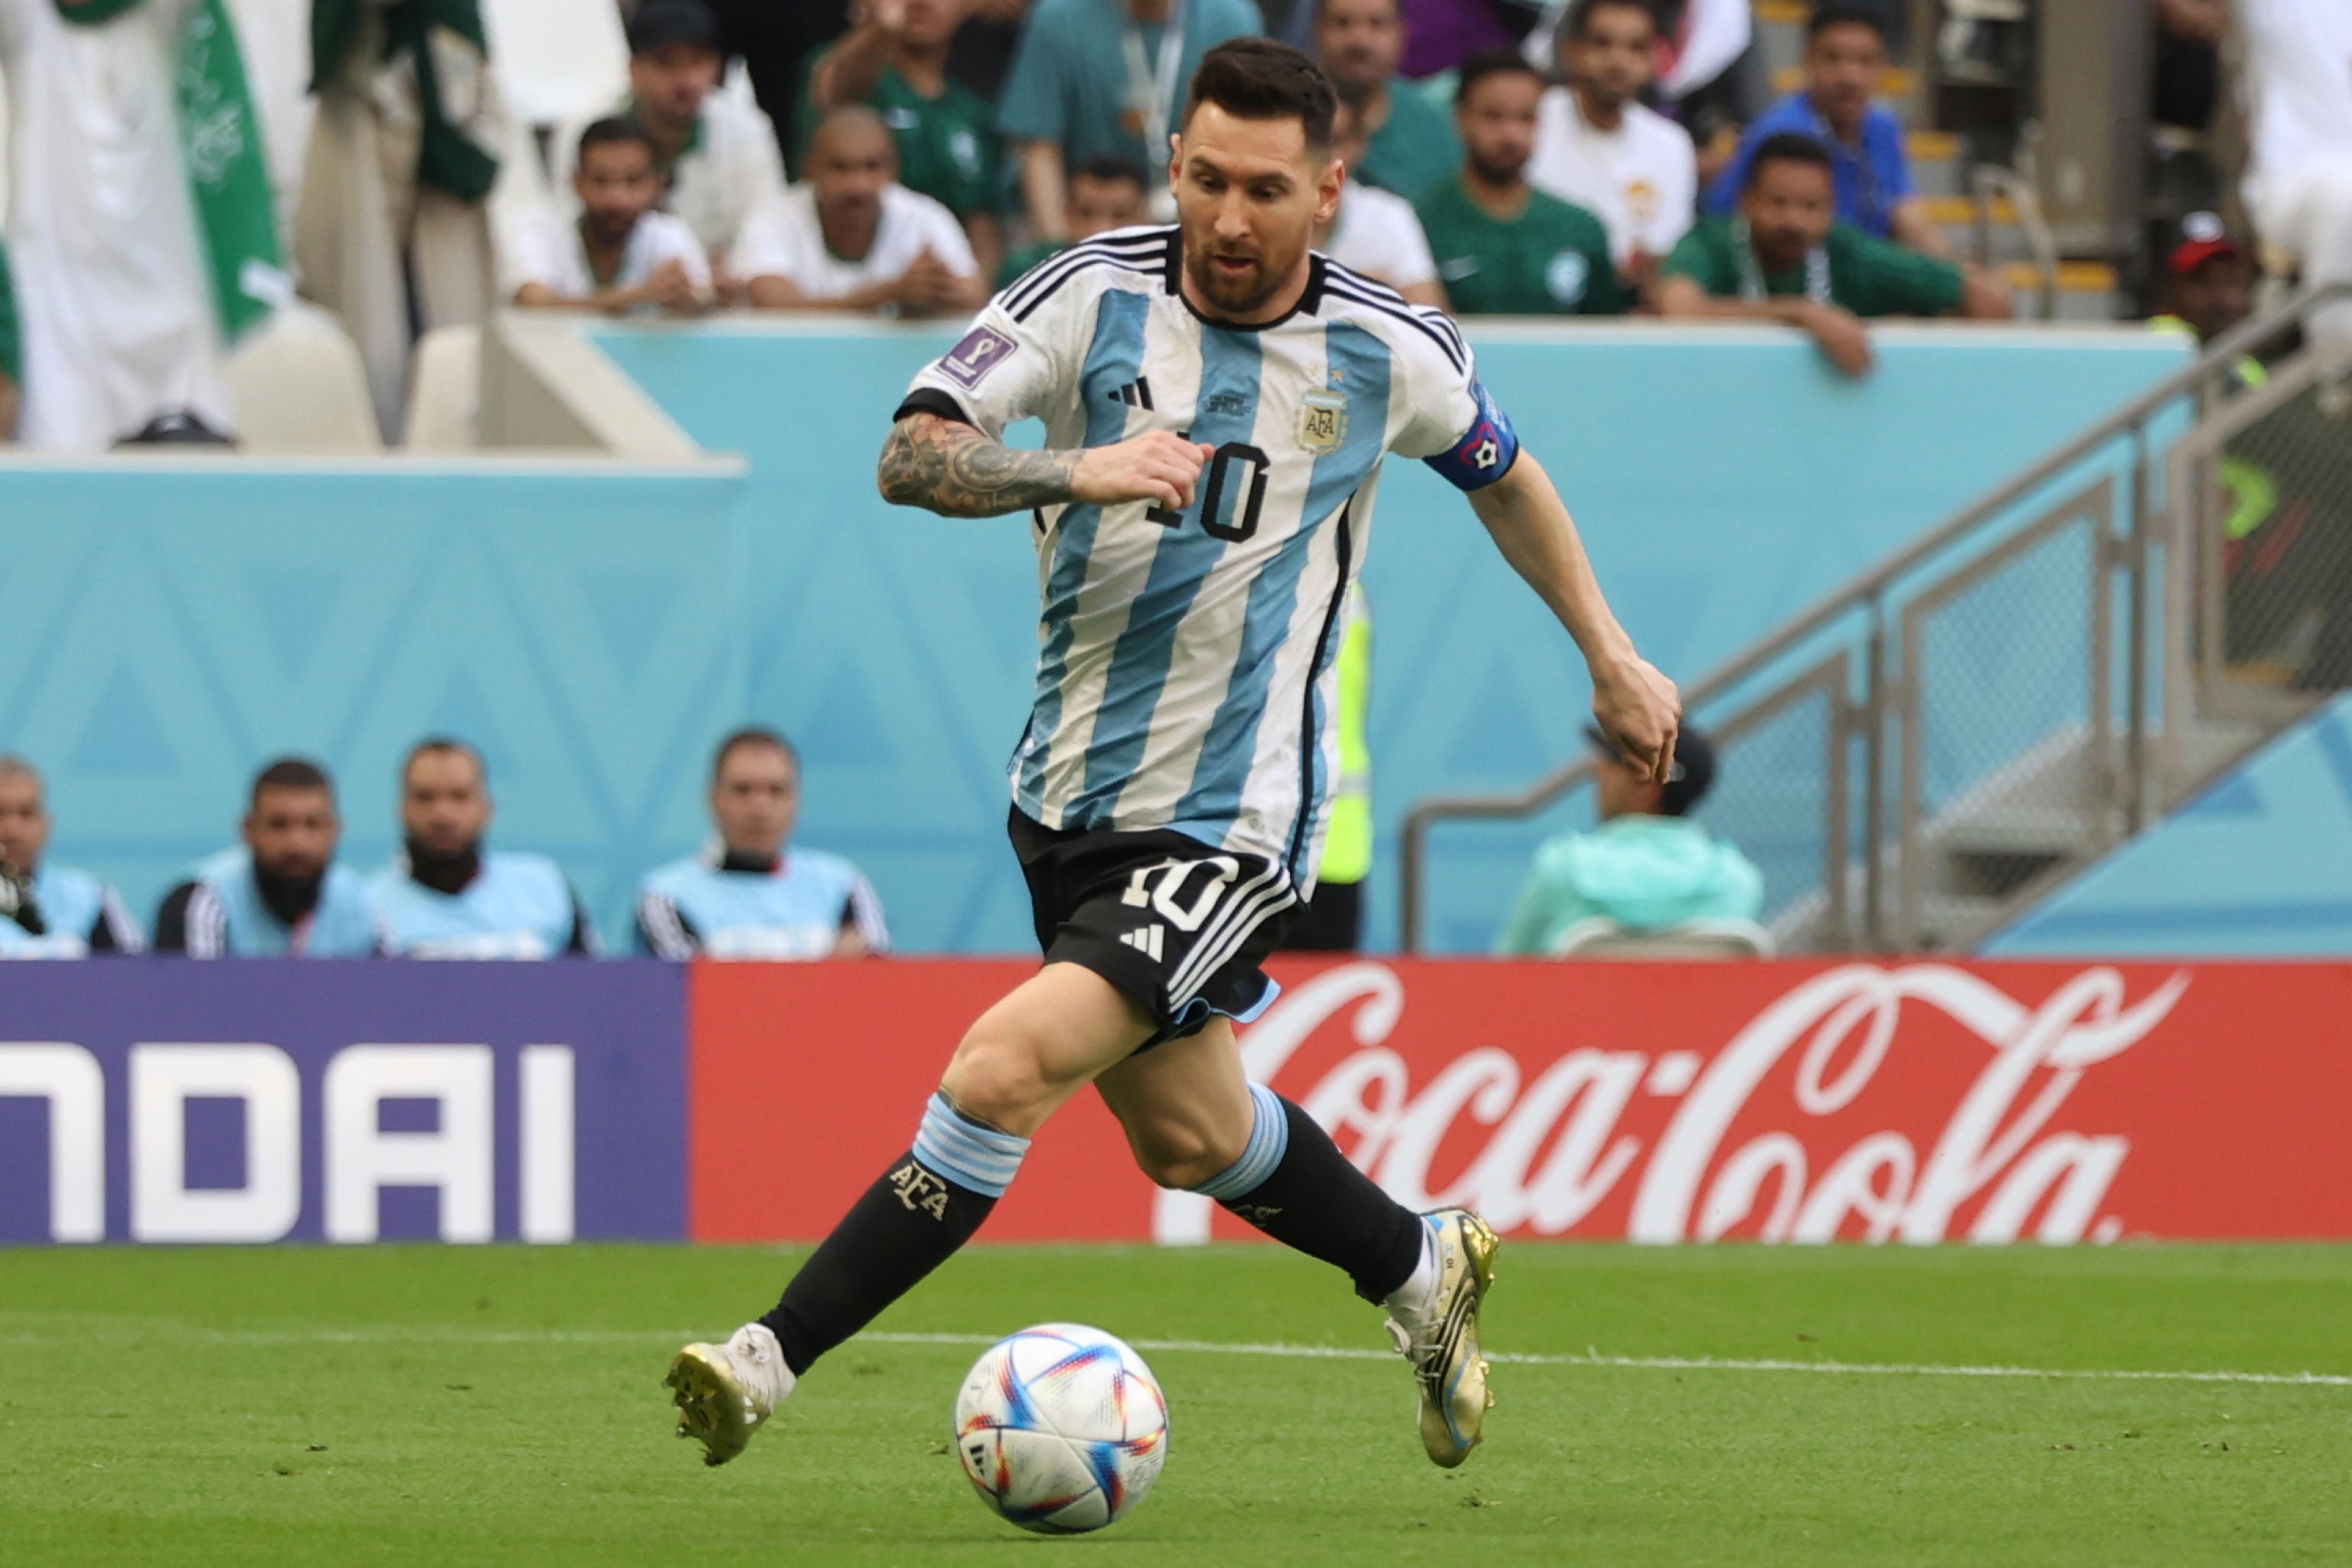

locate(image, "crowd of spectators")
[[0, 733, 890, 962], [21, 0, 2352, 452]]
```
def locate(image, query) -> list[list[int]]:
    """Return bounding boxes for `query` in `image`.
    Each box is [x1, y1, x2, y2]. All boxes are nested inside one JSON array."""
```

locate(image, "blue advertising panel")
[[0, 962, 685, 1243]]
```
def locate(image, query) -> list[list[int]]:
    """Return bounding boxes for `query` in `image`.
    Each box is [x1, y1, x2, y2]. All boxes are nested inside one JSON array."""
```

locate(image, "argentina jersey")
[[900, 225, 1519, 887], [636, 844, 890, 960]]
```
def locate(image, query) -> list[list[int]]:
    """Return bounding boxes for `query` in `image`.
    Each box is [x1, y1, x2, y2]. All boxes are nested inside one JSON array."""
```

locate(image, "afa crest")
[[1296, 387, 1348, 456]]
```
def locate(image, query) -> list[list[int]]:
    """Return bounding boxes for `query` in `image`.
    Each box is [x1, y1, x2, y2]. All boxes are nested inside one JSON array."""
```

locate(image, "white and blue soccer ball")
[[953, 1322, 1169, 1534]]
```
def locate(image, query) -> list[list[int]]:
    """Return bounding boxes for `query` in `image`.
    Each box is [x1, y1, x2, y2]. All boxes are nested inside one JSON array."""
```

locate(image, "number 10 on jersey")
[[1146, 442, 1271, 543]]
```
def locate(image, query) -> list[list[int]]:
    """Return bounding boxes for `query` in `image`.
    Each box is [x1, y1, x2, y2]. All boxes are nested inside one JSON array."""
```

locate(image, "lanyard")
[[1119, 0, 1189, 159], [1731, 217, 1831, 305]]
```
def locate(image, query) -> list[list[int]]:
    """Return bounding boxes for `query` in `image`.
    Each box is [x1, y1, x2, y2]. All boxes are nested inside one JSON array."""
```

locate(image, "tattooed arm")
[[877, 411, 1214, 519]]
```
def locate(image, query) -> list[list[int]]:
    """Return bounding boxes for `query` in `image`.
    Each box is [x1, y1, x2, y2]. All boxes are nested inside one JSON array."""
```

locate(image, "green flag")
[[54, 0, 286, 341], [175, 0, 286, 341]]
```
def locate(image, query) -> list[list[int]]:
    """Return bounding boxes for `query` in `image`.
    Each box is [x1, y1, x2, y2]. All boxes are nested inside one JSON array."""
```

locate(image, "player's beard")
[[1184, 232, 1303, 319]]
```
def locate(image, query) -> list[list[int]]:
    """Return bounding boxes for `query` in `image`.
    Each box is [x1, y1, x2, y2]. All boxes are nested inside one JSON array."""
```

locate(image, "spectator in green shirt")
[[1412, 48, 1625, 316], [995, 155, 1148, 287], [1658, 132, 2009, 377], [1314, 0, 1459, 201], [805, 0, 1008, 280], [1494, 726, 1762, 956], [996, 0, 1262, 241]]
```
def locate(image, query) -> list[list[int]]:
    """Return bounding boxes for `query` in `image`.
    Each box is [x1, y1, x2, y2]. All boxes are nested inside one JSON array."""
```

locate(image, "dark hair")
[[1808, 3, 1889, 44], [578, 116, 660, 165], [403, 737, 486, 786], [626, 0, 722, 57], [711, 726, 798, 782], [1183, 38, 1337, 149], [1073, 155, 1148, 190], [1743, 132, 1834, 190], [1455, 44, 1544, 106], [250, 756, 333, 809], [1566, 0, 1657, 43]]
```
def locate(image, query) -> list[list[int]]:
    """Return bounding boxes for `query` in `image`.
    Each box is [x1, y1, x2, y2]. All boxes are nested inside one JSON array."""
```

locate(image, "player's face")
[[1805, 21, 1883, 131], [1566, 2, 1657, 108], [710, 744, 799, 860], [0, 772, 50, 871], [629, 42, 723, 127], [810, 122, 897, 233], [1743, 158, 1835, 262], [575, 143, 665, 243], [1458, 71, 1541, 185], [1171, 103, 1341, 319], [245, 787, 338, 881], [401, 751, 492, 858], [1067, 173, 1145, 240], [1315, 0, 1404, 102]]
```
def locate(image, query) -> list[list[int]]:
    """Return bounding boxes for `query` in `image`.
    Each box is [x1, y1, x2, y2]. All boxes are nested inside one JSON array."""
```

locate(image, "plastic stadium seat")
[[1547, 916, 1777, 960], [483, 0, 630, 128], [403, 326, 482, 453], [224, 302, 384, 456]]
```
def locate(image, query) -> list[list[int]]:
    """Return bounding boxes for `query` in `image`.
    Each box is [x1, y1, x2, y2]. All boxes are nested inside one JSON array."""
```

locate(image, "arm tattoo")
[[877, 413, 1081, 518]]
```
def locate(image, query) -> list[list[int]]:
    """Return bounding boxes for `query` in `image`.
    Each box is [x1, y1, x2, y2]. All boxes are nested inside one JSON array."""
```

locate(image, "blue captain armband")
[[1423, 377, 1521, 492]]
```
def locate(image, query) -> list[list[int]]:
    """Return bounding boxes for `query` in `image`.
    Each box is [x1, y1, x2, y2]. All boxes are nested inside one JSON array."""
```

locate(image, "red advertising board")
[[688, 958, 2352, 1244]]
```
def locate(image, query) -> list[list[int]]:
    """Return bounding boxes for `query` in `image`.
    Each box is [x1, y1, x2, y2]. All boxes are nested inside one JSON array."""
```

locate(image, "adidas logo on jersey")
[[1119, 925, 1166, 961], [1107, 377, 1155, 410]]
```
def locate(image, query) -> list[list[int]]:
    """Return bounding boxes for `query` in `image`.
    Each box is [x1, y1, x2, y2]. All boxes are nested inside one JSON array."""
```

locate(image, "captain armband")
[[1421, 377, 1521, 492]]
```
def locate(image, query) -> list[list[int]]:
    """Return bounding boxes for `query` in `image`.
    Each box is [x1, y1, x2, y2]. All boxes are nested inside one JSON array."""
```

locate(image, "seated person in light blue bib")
[[0, 753, 143, 956], [1495, 724, 1762, 954], [638, 727, 889, 959], [370, 737, 596, 959], [153, 758, 381, 957]]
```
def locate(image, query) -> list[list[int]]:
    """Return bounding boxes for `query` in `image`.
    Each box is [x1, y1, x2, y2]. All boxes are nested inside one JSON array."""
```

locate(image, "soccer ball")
[[952, 1322, 1169, 1534]]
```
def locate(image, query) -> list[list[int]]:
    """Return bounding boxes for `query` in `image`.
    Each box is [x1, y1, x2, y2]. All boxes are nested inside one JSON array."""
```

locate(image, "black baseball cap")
[[627, 0, 722, 57], [1586, 723, 1717, 817]]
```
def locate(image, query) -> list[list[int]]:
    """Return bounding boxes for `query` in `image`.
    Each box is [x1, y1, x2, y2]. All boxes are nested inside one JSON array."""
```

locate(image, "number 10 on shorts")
[[1120, 856, 1241, 933]]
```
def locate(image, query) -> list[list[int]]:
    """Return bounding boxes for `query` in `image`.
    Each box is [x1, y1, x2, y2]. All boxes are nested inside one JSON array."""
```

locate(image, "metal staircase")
[[1400, 286, 2352, 955]]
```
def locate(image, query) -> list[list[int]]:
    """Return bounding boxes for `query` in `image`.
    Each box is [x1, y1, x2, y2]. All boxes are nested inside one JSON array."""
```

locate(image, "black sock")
[[1217, 1097, 1425, 1303], [759, 1152, 998, 1375]]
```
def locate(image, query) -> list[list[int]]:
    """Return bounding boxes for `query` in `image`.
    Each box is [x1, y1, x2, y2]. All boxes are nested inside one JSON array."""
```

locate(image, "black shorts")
[[1008, 807, 1298, 1047]]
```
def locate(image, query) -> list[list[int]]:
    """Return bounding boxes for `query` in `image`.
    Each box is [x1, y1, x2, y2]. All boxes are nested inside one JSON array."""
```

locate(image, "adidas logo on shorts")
[[1119, 925, 1165, 961]]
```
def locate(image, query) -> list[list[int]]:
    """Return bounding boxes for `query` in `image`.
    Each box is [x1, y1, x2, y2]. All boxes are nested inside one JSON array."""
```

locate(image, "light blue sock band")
[[1192, 1083, 1290, 1201], [910, 1092, 1031, 1198]]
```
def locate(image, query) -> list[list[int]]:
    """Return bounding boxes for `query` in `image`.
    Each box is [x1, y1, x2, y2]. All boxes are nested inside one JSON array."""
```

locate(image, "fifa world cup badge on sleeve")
[[942, 325, 1018, 390]]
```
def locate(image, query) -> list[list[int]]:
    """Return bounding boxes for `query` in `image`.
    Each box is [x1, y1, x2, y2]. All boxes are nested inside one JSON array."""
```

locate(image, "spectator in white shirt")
[[550, 0, 789, 296], [741, 106, 985, 315], [2236, 0, 2352, 350], [1321, 103, 1446, 305], [1528, 0, 1697, 292], [509, 120, 714, 315]]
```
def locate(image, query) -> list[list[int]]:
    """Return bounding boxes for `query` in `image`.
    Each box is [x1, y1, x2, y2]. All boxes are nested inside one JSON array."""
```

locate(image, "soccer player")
[[635, 727, 890, 959], [368, 739, 596, 959], [0, 755, 143, 954], [153, 759, 381, 957], [667, 38, 1678, 1472]]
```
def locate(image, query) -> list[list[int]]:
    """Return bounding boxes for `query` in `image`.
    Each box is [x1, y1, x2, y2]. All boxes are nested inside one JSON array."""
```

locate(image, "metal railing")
[[1399, 286, 2352, 955]]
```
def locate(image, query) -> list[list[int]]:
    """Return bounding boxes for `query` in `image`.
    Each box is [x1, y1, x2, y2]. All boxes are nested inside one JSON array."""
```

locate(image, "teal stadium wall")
[[1988, 691, 2352, 955], [0, 324, 2187, 952]]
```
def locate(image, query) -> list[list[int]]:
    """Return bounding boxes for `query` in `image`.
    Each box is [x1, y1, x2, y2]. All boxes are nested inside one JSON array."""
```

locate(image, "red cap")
[[2169, 235, 2243, 277]]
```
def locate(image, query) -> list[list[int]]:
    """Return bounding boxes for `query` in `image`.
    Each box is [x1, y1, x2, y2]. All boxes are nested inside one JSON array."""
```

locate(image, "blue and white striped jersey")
[[900, 225, 1519, 887]]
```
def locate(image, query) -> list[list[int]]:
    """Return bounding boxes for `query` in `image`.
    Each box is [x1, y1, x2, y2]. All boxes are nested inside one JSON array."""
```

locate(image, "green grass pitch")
[[3, 1243, 2347, 1565]]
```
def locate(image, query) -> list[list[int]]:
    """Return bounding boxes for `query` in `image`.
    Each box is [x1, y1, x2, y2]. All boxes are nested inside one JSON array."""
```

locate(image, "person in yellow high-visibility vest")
[[1282, 585, 1374, 952]]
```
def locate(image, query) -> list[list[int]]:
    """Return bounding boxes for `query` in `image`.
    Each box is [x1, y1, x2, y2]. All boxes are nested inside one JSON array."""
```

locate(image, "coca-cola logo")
[[1155, 962, 2190, 1247]]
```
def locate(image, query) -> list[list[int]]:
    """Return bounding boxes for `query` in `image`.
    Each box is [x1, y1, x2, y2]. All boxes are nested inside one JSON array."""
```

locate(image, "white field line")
[[2, 1324, 2347, 1389]]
